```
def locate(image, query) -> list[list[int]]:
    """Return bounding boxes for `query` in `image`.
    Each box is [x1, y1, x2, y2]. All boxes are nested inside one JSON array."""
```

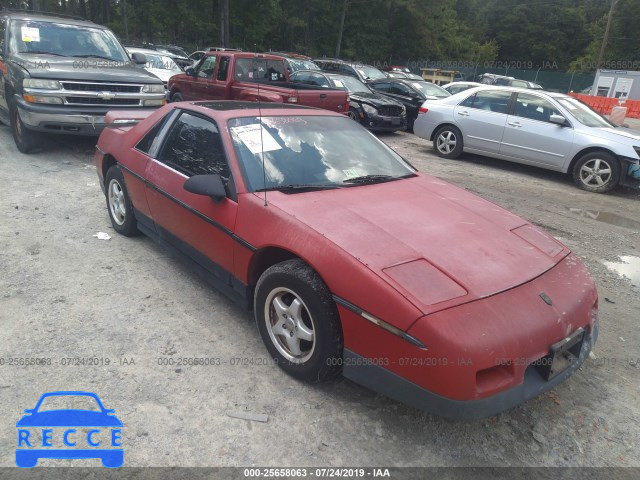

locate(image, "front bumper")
[[363, 113, 407, 132], [343, 322, 597, 420], [16, 97, 156, 136]]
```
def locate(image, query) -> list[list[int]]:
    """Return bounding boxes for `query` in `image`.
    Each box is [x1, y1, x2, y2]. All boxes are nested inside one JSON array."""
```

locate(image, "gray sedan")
[[413, 86, 640, 193]]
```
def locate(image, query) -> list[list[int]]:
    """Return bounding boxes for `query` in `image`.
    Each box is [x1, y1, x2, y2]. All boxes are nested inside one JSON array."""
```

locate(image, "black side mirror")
[[183, 174, 226, 202], [131, 52, 146, 65], [185, 67, 196, 77]]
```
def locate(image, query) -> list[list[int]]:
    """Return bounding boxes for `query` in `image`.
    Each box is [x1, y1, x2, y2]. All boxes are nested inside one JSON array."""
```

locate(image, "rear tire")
[[572, 151, 620, 193], [254, 259, 343, 383], [10, 102, 42, 154], [433, 125, 463, 159]]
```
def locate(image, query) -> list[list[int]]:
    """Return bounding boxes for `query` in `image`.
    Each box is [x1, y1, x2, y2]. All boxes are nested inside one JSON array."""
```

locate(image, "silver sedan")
[[413, 86, 640, 193]]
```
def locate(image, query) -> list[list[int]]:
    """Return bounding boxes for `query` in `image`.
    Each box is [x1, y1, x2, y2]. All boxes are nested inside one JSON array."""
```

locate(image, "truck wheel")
[[10, 103, 41, 154], [171, 91, 183, 103]]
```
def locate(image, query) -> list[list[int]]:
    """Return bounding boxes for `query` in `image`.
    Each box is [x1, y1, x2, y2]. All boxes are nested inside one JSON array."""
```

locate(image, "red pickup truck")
[[167, 52, 349, 113]]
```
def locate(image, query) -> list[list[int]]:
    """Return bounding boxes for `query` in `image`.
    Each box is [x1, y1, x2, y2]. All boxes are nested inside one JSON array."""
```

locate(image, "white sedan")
[[413, 86, 640, 193]]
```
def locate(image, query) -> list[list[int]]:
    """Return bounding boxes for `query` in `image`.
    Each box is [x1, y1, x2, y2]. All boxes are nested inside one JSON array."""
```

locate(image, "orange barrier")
[[622, 100, 640, 119], [566, 92, 621, 115]]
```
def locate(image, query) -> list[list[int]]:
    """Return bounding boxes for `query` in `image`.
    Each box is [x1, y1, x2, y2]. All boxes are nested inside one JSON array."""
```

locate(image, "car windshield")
[[10, 20, 128, 61], [287, 58, 320, 72], [411, 82, 450, 97], [356, 65, 386, 81], [332, 75, 370, 94], [229, 116, 415, 192], [558, 98, 615, 128], [37, 395, 101, 412]]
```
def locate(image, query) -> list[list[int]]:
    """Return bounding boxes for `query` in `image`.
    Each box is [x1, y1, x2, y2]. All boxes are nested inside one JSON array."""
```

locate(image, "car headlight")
[[23, 95, 63, 104], [142, 84, 165, 93], [23, 79, 60, 90], [143, 99, 166, 106], [362, 103, 377, 115]]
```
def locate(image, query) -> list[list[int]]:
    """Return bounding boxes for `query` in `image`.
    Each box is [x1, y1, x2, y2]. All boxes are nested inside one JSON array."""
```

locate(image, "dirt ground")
[[0, 121, 639, 469]]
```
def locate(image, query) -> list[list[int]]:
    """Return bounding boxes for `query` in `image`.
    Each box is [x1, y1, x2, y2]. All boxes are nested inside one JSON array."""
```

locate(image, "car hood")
[[267, 175, 569, 315], [594, 126, 640, 143], [11, 54, 163, 84], [16, 410, 123, 427], [350, 91, 403, 108]]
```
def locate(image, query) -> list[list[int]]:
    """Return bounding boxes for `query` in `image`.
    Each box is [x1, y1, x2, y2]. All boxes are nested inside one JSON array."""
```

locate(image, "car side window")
[[391, 83, 412, 96], [135, 110, 176, 156], [308, 73, 330, 87], [290, 72, 309, 84], [340, 64, 356, 77], [217, 56, 230, 81], [462, 91, 512, 113], [197, 55, 216, 79], [371, 82, 390, 93], [513, 93, 561, 123], [157, 111, 231, 183]]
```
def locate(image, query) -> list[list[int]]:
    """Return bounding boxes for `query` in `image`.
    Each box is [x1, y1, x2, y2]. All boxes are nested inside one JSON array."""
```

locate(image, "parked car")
[[189, 47, 241, 65], [268, 52, 321, 74], [127, 47, 182, 94], [125, 43, 190, 69], [478, 74, 543, 90], [385, 71, 424, 81], [95, 101, 598, 419], [382, 65, 411, 73], [369, 78, 450, 130], [152, 44, 191, 69], [290, 70, 406, 131], [314, 58, 387, 84], [442, 81, 483, 95], [0, 11, 165, 153], [168, 52, 348, 113], [413, 86, 640, 193]]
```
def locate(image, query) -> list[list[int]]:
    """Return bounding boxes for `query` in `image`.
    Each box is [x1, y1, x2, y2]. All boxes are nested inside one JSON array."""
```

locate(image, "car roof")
[[127, 47, 167, 56], [173, 101, 344, 124], [466, 85, 564, 98], [3, 10, 101, 27]]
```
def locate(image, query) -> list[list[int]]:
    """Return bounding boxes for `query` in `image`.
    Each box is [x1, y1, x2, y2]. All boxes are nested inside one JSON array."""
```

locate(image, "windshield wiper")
[[342, 174, 398, 184], [72, 54, 117, 61], [18, 51, 67, 56], [256, 184, 342, 192]]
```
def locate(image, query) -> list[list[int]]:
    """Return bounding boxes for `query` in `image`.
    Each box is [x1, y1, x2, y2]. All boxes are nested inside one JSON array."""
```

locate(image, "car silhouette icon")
[[16, 391, 123, 468]]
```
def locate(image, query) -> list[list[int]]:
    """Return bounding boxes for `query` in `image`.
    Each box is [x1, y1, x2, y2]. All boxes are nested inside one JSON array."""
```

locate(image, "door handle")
[[507, 121, 522, 127], [457, 111, 470, 117], [320, 94, 327, 98]]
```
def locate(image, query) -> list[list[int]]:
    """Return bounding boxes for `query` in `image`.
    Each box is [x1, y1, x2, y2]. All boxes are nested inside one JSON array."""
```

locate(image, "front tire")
[[170, 91, 183, 103], [10, 102, 42, 154], [433, 125, 463, 159], [572, 151, 620, 193], [347, 108, 360, 122], [254, 259, 343, 382], [105, 165, 139, 236]]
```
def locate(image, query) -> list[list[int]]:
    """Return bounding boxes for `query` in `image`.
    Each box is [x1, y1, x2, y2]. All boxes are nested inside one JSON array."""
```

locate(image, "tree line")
[[1, 0, 638, 73]]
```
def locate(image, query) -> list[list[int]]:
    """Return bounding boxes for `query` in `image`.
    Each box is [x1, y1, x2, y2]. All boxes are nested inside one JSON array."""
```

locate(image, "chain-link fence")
[[370, 59, 595, 94]]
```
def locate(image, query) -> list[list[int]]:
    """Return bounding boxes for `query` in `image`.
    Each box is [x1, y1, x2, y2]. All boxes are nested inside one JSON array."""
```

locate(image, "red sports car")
[[95, 101, 598, 419]]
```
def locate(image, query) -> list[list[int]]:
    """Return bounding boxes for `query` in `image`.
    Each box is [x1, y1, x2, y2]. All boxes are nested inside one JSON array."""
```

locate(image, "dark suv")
[[0, 10, 165, 153], [314, 58, 386, 84]]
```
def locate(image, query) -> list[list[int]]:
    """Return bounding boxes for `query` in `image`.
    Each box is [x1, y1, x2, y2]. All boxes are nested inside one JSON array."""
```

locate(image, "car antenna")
[[254, 46, 268, 207]]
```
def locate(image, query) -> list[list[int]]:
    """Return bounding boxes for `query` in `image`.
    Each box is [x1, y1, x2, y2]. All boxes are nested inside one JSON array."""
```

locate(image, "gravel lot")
[[0, 121, 639, 469]]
